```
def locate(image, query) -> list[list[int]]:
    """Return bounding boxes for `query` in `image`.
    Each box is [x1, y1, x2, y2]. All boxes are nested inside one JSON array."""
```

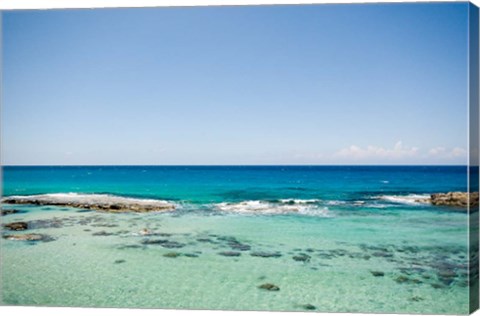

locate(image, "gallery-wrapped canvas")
[[1, 1, 479, 315]]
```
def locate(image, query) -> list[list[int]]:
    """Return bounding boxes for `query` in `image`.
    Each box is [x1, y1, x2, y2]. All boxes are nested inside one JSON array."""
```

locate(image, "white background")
[[0, 1, 479, 316]]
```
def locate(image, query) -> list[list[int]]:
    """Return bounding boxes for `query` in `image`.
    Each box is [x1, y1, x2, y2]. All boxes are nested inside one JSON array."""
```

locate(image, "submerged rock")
[[394, 275, 409, 284], [28, 219, 63, 229], [196, 238, 215, 243], [141, 239, 169, 245], [92, 231, 114, 236], [161, 241, 186, 249], [3, 233, 55, 242], [438, 269, 457, 278], [301, 304, 317, 310], [141, 239, 185, 248], [370, 271, 385, 277], [258, 283, 280, 291], [251, 251, 282, 258], [292, 254, 311, 262], [409, 296, 424, 302], [3, 222, 28, 231], [1, 209, 23, 216], [163, 252, 180, 258], [118, 244, 143, 249], [218, 251, 241, 257], [229, 242, 251, 251]]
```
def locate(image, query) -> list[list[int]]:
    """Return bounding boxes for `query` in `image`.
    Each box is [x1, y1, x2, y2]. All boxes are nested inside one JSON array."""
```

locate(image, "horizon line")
[[1, 164, 470, 167]]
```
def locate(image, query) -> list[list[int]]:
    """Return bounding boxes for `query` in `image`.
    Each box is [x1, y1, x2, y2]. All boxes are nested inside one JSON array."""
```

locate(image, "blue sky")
[[2, 3, 470, 165]]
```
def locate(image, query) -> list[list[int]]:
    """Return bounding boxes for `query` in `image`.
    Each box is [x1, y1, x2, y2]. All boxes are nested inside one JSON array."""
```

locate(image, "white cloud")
[[428, 146, 467, 159], [334, 141, 419, 160], [428, 147, 446, 156]]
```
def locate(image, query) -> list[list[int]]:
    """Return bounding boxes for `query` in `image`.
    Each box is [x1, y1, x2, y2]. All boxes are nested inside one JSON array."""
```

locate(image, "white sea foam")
[[326, 200, 347, 206], [215, 200, 331, 216], [377, 194, 430, 206], [278, 198, 320, 204]]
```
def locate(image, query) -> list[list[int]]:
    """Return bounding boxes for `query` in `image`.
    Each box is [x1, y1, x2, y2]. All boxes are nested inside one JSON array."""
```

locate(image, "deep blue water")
[[2, 165, 467, 205]]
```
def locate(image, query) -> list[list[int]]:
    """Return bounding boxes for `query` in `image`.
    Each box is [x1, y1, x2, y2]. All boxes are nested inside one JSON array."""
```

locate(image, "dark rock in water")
[[217, 236, 238, 242], [439, 277, 455, 286], [292, 254, 311, 262], [218, 236, 251, 251], [1, 209, 23, 216], [218, 251, 241, 257], [153, 233, 172, 237], [317, 253, 334, 260], [114, 259, 126, 264], [370, 271, 385, 277], [457, 279, 469, 287], [92, 231, 114, 236], [76, 209, 92, 213], [372, 251, 393, 258], [163, 252, 180, 258], [196, 238, 215, 243], [430, 192, 479, 208], [438, 269, 457, 278], [395, 275, 409, 284], [1, 194, 175, 213], [409, 296, 424, 302], [3, 222, 28, 231], [3, 233, 55, 242], [230, 243, 251, 251], [301, 304, 317, 310], [161, 241, 186, 249], [251, 251, 282, 258], [331, 249, 348, 256], [28, 219, 63, 229], [258, 283, 280, 291], [431, 283, 445, 289], [183, 253, 199, 258], [92, 223, 119, 228], [118, 244, 143, 249], [141, 239, 169, 245]]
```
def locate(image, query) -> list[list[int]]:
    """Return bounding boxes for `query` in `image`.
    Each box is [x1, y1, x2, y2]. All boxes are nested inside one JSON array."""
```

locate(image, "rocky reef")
[[409, 192, 479, 210], [429, 192, 479, 208], [1, 193, 175, 213]]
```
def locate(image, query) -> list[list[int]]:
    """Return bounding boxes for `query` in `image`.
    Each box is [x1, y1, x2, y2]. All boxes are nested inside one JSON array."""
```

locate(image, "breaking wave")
[[215, 199, 331, 216], [376, 194, 430, 206]]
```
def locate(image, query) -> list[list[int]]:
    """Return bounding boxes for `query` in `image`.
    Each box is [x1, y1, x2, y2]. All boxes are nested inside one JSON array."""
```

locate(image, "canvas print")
[[1, 2, 479, 314]]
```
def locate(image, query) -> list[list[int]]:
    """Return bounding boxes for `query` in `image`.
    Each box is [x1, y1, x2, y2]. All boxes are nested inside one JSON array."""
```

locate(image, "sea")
[[0, 166, 473, 314]]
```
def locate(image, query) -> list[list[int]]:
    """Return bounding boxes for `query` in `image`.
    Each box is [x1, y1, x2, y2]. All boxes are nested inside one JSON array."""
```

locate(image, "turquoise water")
[[0, 166, 472, 313]]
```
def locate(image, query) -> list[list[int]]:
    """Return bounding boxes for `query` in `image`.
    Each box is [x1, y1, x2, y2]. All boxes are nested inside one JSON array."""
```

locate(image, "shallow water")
[[0, 166, 472, 313]]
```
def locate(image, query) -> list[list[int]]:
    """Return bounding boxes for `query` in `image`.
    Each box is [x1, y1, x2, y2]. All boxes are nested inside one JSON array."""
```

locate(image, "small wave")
[[215, 200, 331, 217], [326, 200, 347, 206], [377, 194, 430, 206], [278, 198, 320, 204]]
